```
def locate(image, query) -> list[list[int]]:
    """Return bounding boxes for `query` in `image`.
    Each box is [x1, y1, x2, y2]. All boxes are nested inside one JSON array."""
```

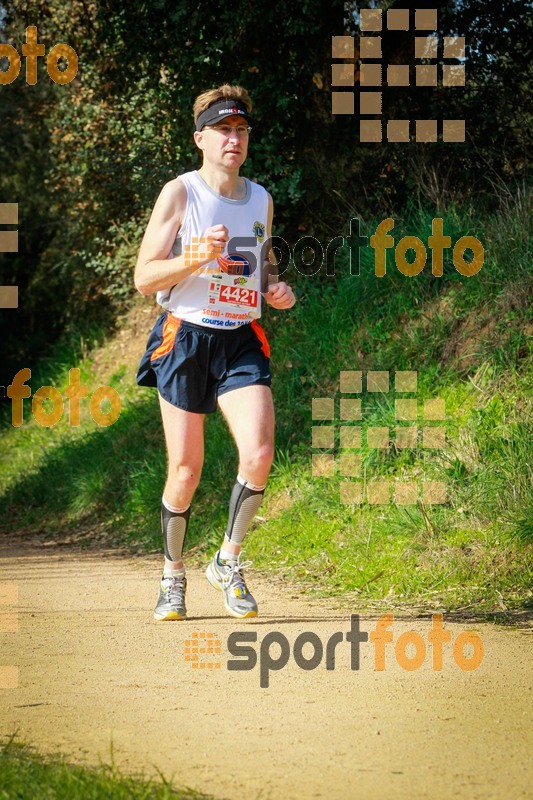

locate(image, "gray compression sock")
[[161, 497, 190, 563], [224, 474, 265, 547]]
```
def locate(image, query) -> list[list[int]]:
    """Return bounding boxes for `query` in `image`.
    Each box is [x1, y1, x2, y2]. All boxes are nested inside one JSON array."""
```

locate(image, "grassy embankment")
[[1, 194, 532, 613], [0, 737, 214, 799]]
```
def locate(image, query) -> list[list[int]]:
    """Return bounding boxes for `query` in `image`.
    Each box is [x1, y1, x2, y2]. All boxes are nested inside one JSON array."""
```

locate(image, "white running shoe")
[[153, 575, 187, 620], [205, 551, 258, 618]]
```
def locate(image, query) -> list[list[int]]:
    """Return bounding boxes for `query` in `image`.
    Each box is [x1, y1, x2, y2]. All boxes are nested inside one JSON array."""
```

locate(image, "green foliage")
[[0, 737, 215, 799], [86, 217, 145, 304]]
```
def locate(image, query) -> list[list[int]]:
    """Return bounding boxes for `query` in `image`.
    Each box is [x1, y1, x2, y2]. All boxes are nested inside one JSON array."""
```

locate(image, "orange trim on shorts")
[[150, 313, 181, 361], [251, 320, 270, 359]]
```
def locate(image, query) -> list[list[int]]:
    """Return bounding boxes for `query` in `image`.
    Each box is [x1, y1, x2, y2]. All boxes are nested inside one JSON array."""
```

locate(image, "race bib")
[[207, 272, 260, 317]]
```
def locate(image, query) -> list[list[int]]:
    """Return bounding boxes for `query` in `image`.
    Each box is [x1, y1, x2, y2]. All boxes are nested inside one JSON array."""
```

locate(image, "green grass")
[[1, 192, 531, 612], [0, 737, 216, 800]]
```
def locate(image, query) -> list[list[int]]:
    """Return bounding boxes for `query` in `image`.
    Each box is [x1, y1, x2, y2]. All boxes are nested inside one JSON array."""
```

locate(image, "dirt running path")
[[0, 547, 531, 800]]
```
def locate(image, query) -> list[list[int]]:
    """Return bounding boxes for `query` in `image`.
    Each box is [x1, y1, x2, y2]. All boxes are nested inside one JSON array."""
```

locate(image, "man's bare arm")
[[134, 178, 228, 296]]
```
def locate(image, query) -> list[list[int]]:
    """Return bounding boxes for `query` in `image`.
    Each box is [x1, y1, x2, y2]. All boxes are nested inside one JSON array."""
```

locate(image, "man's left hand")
[[263, 281, 296, 309]]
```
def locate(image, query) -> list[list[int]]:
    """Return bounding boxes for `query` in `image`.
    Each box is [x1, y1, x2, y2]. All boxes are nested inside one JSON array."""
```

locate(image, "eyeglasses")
[[205, 124, 252, 137]]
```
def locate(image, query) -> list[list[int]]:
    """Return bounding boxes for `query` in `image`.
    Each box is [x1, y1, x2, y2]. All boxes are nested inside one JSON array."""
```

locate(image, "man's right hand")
[[199, 224, 229, 262]]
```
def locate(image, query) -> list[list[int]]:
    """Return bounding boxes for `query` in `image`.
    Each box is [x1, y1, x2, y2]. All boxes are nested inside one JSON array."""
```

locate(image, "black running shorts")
[[136, 312, 272, 414]]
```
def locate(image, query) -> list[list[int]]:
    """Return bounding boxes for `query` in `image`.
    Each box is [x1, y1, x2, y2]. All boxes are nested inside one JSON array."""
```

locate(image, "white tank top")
[[157, 170, 269, 328]]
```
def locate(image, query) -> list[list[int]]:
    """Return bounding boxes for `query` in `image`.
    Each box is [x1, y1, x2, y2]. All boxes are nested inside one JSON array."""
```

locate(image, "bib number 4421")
[[219, 285, 258, 307]]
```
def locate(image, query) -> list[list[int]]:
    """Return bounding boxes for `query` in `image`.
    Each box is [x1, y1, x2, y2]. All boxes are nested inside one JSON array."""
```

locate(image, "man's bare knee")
[[167, 464, 202, 493], [240, 444, 274, 479]]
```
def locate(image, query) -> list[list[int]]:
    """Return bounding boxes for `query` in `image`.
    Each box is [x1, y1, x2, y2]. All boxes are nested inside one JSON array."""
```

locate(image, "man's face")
[[194, 114, 249, 169]]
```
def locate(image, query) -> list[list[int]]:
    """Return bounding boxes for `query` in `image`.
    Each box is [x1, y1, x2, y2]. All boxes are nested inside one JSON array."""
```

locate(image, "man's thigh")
[[158, 392, 205, 470], [217, 384, 275, 455]]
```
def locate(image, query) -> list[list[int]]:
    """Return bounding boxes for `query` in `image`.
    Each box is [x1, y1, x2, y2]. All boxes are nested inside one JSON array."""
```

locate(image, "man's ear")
[[193, 131, 204, 150]]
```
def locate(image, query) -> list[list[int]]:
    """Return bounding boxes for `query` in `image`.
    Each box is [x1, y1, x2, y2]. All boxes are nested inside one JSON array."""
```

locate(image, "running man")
[[134, 84, 296, 620]]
